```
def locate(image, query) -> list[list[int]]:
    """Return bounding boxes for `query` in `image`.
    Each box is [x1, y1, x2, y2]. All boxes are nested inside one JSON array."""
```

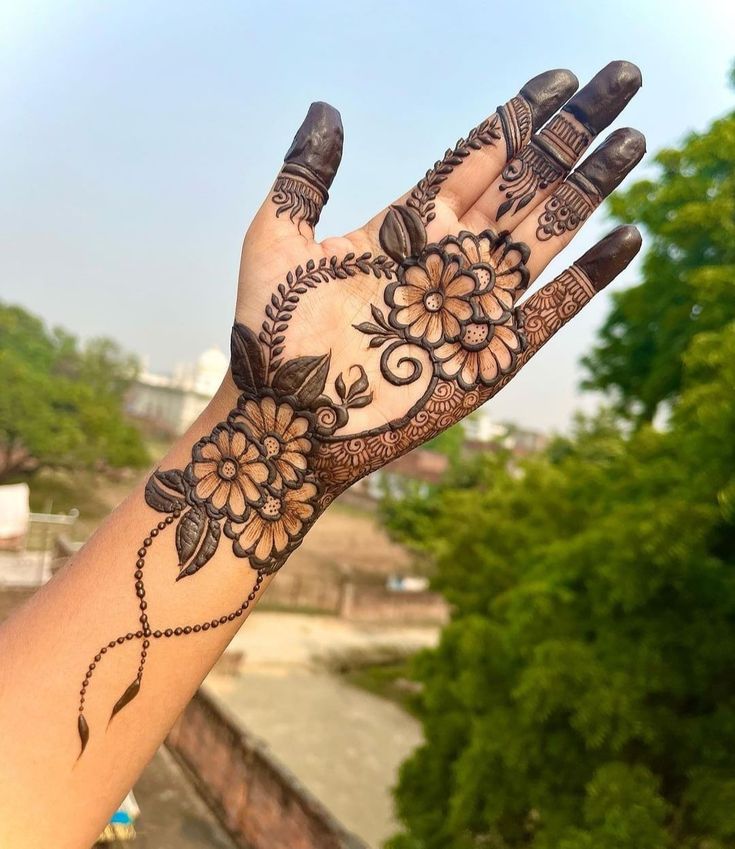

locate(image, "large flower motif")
[[188, 425, 269, 520], [232, 396, 312, 488], [386, 248, 475, 346], [443, 230, 530, 320], [231, 481, 318, 568], [434, 315, 525, 390]]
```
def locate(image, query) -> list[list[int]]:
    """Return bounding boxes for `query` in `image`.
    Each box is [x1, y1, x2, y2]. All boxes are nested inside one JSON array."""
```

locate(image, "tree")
[[0, 303, 149, 479], [582, 66, 735, 421]]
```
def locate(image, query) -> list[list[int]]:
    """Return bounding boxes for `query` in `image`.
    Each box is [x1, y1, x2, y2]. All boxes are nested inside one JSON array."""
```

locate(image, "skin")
[[0, 61, 644, 848]]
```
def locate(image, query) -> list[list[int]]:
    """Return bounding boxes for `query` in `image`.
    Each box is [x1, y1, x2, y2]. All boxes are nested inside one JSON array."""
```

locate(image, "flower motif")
[[233, 481, 318, 566], [434, 316, 524, 390], [443, 230, 530, 319], [232, 396, 311, 488], [188, 425, 269, 520], [386, 248, 475, 346]]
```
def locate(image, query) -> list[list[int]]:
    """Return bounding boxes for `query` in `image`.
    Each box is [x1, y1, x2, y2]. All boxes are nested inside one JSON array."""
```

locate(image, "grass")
[[321, 644, 424, 716], [344, 660, 423, 717]]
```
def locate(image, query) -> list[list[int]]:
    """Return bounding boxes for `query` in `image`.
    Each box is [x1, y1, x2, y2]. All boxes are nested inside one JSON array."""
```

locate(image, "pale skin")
[[0, 61, 644, 847]]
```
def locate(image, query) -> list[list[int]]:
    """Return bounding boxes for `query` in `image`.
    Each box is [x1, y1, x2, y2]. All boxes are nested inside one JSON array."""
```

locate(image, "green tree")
[[0, 303, 149, 480], [582, 66, 735, 421]]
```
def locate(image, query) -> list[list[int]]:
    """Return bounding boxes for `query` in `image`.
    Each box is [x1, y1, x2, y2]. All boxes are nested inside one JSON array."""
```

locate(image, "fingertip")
[[577, 127, 646, 196], [283, 101, 344, 197], [575, 224, 642, 291], [520, 68, 580, 130], [564, 60, 643, 134]]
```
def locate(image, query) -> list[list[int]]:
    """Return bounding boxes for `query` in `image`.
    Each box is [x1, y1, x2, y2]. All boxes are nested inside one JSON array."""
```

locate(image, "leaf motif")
[[272, 352, 331, 407], [176, 507, 207, 567], [78, 713, 90, 755], [497, 198, 515, 220], [335, 373, 347, 401], [347, 365, 369, 399], [109, 679, 141, 721], [370, 304, 391, 330], [176, 519, 222, 580], [230, 323, 266, 393], [353, 321, 384, 336], [145, 469, 185, 513], [347, 393, 373, 409], [378, 205, 427, 264], [369, 336, 390, 349]]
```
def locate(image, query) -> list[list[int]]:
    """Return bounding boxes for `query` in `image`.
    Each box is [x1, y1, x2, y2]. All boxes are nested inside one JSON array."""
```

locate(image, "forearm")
[[0, 377, 273, 849]]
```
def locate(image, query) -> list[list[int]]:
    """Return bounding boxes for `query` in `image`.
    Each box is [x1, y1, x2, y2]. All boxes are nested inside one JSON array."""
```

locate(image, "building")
[[126, 348, 228, 435]]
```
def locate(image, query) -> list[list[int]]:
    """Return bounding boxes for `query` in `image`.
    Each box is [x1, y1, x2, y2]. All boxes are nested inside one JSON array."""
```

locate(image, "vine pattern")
[[259, 253, 394, 375]]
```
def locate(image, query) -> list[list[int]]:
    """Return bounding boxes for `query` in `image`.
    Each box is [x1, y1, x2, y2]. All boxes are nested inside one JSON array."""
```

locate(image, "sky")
[[1, 0, 733, 431]]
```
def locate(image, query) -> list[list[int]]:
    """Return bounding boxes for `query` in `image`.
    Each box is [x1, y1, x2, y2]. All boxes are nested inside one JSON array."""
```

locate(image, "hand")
[[146, 62, 644, 581]]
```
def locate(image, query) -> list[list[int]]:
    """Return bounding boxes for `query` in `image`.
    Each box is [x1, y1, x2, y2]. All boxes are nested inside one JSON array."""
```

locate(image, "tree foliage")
[[0, 302, 148, 479], [385, 72, 735, 848], [582, 71, 735, 421]]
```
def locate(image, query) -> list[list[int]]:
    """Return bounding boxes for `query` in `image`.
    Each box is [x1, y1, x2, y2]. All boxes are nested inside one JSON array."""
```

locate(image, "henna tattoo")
[[271, 101, 344, 229], [536, 172, 602, 241], [497, 113, 591, 219], [71, 74, 644, 759], [407, 114, 502, 223], [272, 175, 325, 229], [259, 253, 394, 375], [497, 95, 533, 161]]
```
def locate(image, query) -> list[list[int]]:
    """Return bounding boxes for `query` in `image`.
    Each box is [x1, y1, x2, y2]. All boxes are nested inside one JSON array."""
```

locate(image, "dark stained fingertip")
[[575, 225, 642, 291], [577, 127, 646, 196], [564, 60, 642, 134], [520, 69, 579, 131], [283, 101, 344, 197]]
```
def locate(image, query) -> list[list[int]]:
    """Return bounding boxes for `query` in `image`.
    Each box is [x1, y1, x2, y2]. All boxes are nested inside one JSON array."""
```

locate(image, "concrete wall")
[[261, 573, 449, 625], [340, 583, 449, 625], [166, 688, 368, 849]]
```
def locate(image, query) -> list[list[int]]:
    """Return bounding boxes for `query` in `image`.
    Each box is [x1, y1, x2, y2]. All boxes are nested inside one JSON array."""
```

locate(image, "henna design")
[[407, 114, 502, 223], [259, 253, 394, 375], [271, 101, 344, 229], [71, 76, 643, 757], [497, 95, 534, 160], [73, 207, 535, 755], [535, 172, 602, 241], [272, 175, 325, 229], [497, 113, 591, 219]]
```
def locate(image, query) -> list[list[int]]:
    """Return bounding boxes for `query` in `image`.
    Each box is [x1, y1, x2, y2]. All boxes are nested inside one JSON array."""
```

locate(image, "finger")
[[253, 101, 344, 240], [512, 127, 646, 281], [511, 225, 642, 380], [463, 61, 642, 234], [352, 69, 578, 249]]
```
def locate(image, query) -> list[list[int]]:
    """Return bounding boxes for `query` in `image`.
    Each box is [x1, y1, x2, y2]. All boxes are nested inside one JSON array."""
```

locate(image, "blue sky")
[[2, 0, 733, 430]]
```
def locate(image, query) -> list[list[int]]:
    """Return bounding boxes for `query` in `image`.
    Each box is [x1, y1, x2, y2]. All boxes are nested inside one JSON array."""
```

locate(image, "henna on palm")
[[74, 64, 644, 756]]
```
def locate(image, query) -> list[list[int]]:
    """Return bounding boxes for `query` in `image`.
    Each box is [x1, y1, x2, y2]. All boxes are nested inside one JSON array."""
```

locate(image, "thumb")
[[258, 101, 344, 239]]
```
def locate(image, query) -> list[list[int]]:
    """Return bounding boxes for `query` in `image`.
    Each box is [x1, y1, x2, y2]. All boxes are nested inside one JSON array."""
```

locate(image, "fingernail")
[[564, 60, 642, 134], [576, 225, 642, 290], [577, 127, 646, 196], [520, 69, 579, 131], [283, 101, 344, 198]]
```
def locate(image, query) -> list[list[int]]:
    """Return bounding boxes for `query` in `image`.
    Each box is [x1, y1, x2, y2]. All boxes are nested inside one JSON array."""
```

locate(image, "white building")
[[127, 348, 228, 435]]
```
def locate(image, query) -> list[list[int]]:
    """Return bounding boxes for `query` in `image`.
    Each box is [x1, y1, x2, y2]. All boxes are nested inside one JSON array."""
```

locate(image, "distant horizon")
[[2, 1, 733, 431]]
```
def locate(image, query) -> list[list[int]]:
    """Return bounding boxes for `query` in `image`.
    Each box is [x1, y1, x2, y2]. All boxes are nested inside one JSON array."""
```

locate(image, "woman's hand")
[[147, 61, 644, 581]]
